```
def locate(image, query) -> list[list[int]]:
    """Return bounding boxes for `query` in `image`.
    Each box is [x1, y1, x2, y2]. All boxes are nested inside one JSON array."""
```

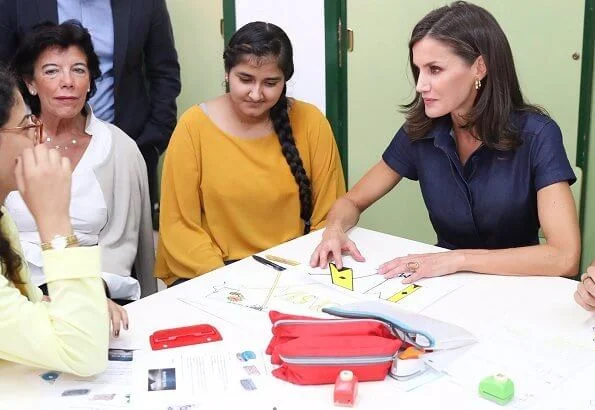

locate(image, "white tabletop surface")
[[1, 227, 594, 410]]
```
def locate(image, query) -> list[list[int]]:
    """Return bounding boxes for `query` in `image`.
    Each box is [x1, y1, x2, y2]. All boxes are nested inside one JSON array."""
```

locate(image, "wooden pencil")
[[261, 270, 283, 310]]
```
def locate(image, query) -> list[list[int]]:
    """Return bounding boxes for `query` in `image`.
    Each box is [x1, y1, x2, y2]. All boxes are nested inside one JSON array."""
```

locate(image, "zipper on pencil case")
[[279, 354, 395, 366], [273, 318, 388, 328]]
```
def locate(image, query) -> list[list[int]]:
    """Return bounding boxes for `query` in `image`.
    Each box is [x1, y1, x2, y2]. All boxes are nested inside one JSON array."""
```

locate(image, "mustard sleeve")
[[0, 246, 108, 376], [309, 113, 347, 230], [156, 113, 225, 282]]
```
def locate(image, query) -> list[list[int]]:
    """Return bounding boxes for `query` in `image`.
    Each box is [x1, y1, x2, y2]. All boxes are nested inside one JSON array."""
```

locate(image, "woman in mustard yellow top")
[[156, 22, 346, 286], [0, 67, 108, 376]]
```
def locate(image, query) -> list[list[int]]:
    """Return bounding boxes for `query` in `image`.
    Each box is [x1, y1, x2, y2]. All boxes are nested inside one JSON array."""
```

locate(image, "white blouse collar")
[[77, 104, 112, 171]]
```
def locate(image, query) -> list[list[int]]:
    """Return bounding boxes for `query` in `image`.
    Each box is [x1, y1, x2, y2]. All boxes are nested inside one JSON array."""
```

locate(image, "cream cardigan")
[[96, 122, 157, 297]]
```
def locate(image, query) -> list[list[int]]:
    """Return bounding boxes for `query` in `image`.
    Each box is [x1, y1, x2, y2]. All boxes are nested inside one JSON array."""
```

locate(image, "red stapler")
[[149, 324, 223, 350]]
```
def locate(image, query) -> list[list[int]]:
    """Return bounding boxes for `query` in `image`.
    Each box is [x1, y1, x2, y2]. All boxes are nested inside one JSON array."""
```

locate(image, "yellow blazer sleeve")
[[156, 113, 225, 282], [309, 113, 346, 230], [0, 246, 109, 376]]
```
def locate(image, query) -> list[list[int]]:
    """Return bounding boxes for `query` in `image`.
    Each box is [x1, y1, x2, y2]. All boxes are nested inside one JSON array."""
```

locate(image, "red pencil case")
[[272, 335, 401, 385], [266, 311, 395, 364]]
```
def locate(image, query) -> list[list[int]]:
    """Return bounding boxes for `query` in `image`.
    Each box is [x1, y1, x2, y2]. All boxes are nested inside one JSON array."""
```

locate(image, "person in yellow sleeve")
[[156, 22, 346, 286], [0, 67, 108, 376]]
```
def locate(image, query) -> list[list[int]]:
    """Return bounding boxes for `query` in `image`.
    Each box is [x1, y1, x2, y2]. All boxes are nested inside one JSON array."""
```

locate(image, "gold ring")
[[406, 261, 420, 272]]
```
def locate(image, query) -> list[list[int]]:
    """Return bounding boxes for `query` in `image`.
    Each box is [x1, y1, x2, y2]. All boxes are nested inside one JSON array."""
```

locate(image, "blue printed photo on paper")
[[148, 368, 177, 391]]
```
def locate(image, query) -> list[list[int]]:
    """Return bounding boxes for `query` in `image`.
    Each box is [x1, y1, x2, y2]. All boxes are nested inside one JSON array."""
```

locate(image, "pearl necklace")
[[44, 136, 79, 151]]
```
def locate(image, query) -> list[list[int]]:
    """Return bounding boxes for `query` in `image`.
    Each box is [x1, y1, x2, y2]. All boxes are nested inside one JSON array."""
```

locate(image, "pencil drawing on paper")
[[203, 284, 265, 311], [307, 263, 422, 304], [203, 281, 345, 313]]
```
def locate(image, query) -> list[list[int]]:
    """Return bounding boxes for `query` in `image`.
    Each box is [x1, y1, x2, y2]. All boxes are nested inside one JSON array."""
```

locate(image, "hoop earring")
[[475, 78, 482, 90]]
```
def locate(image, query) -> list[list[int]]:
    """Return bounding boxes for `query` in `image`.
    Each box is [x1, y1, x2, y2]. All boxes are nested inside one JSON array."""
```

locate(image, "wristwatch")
[[40, 233, 79, 251]]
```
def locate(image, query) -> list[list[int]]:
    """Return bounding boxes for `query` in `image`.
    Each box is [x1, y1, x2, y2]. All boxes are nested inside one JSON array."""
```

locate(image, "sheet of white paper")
[[297, 262, 464, 313], [133, 343, 277, 408], [55, 349, 135, 393], [556, 314, 595, 350], [108, 333, 144, 351], [39, 349, 137, 409], [528, 361, 595, 410], [389, 368, 444, 392], [438, 325, 595, 409], [183, 265, 360, 322]]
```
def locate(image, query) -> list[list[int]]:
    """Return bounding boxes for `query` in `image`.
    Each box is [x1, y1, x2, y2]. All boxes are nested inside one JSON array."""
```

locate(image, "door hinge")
[[338, 17, 343, 67]]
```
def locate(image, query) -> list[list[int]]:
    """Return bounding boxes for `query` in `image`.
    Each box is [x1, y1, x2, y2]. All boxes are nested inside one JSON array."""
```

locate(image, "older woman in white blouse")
[[6, 21, 155, 335]]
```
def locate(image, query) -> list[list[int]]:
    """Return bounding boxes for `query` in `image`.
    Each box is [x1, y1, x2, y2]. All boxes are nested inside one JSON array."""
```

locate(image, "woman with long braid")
[[155, 22, 345, 286]]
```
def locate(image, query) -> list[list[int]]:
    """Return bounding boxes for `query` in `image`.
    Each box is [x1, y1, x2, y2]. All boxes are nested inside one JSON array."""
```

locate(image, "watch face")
[[51, 236, 68, 250]]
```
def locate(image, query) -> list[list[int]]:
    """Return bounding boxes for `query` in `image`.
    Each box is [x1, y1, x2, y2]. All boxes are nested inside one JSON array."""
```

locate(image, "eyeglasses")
[[0, 114, 44, 145]]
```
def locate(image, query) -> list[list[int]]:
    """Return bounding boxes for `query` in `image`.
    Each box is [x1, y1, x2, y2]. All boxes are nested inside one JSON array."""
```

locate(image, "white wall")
[[235, 0, 326, 113]]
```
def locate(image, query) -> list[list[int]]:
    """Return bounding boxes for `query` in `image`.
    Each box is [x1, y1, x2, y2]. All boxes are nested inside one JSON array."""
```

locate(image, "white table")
[[1, 227, 594, 410]]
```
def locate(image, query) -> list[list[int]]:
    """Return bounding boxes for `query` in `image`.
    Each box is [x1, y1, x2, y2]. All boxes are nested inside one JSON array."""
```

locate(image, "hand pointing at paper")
[[309, 226, 365, 270]]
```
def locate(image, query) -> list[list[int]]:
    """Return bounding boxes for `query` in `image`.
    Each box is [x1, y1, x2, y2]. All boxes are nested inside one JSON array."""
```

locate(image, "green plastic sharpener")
[[478, 373, 515, 405]]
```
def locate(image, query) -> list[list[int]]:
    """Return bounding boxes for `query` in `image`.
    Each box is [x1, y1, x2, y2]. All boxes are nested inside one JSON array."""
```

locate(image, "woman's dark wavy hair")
[[402, 1, 546, 150], [11, 20, 101, 116], [0, 66, 24, 284], [223, 21, 313, 234]]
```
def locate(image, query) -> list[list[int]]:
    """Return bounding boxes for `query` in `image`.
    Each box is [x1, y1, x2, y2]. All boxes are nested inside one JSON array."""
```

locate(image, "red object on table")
[[334, 370, 358, 407], [149, 324, 222, 350]]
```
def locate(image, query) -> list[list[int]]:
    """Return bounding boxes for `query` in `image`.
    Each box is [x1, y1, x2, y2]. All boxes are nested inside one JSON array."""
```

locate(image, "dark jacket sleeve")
[[0, 0, 18, 65], [136, 0, 181, 152]]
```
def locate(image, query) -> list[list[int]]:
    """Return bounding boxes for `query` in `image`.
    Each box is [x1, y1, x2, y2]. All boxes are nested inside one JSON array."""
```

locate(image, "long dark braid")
[[224, 22, 313, 234], [270, 87, 313, 233], [0, 67, 24, 284]]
